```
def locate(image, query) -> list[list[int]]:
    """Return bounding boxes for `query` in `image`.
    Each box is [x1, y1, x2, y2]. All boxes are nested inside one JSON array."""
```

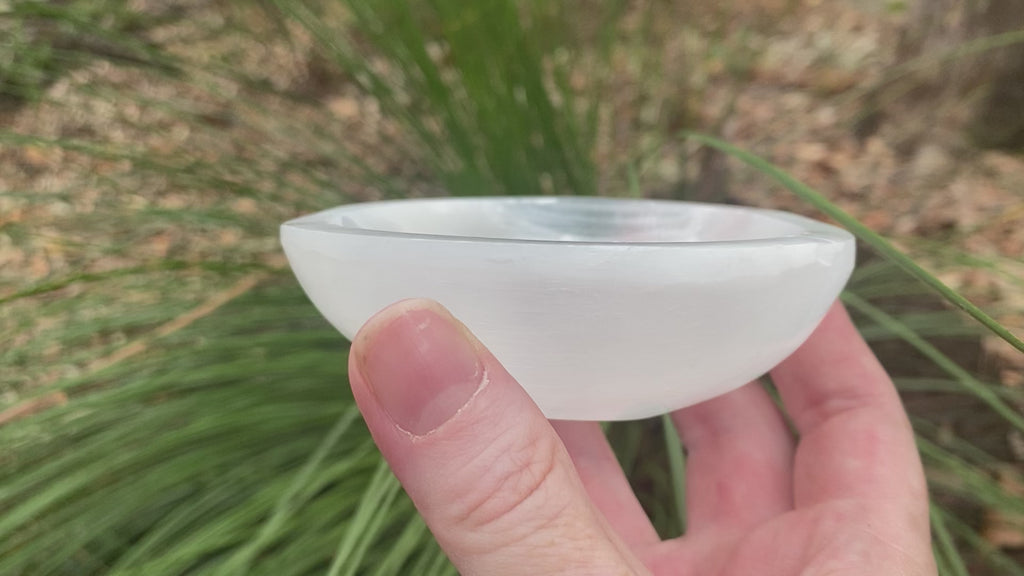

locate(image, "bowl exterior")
[[281, 221, 855, 421]]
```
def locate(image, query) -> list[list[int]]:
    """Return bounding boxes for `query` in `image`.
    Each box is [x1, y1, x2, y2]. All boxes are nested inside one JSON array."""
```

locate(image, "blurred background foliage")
[[1, 0, 1023, 574]]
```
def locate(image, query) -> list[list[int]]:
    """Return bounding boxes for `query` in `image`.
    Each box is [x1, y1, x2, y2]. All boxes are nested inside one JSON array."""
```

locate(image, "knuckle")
[[446, 425, 568, 535]]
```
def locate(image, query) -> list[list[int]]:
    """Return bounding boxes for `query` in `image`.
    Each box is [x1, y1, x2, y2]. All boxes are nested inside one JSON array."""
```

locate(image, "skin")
[[348, 300, 936, 576]]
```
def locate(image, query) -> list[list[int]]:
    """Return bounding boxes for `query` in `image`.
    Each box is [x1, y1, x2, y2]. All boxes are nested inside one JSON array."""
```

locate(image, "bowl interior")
[[314, 197, 812, 243]]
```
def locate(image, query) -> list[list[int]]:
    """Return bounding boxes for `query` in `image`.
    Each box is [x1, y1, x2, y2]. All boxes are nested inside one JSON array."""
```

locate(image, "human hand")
[[348, 299, 936, 575]]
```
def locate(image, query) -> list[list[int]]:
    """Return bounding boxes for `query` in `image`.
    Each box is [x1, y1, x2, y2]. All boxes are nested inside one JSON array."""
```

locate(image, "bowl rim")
[[281, 196, 854, 248]]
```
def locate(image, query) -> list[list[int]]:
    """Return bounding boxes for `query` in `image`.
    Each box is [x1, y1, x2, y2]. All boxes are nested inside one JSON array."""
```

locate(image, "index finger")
[[770, 302, 928, 508]]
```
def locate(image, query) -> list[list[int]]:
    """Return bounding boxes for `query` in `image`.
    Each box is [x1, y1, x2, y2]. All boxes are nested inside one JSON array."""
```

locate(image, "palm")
[[553, 305, 935, 575], [639, 502, 928, 575]]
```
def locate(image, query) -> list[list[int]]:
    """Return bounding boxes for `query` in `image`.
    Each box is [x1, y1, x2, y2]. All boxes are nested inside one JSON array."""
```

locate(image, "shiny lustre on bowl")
[[281, 196, 855, 421]]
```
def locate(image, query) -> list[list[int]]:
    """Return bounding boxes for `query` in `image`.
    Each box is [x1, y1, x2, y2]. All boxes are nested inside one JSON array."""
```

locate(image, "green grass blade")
[[930, 503, 970, 576], [844, 292, 1024, 433], [917, 435, 1024, 516], [324, 460, 404, 576], [220, 405, 362, 575], [367, 516, 430, 576], [686, 131, 1024, 354], [0, 260, 273, 306], [938, 505, 1024, 576], [859, 28, 1024, 99], [661, 414, 687, 535]]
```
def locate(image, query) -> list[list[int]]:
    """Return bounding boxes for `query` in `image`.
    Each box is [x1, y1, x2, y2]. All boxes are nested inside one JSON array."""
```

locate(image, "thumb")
[[348, 299, 646, 576]]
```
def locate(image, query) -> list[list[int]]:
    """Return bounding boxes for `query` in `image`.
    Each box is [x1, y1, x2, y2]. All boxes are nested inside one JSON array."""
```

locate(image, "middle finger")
[[671, 381, 795, 535]]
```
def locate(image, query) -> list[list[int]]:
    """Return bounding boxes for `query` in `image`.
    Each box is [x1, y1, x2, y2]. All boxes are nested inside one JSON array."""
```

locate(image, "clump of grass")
[[1, 2, 1022, 575], [1, 283, 451, 575], [273, 0, 613, 197], [1, 0, 176, 108]]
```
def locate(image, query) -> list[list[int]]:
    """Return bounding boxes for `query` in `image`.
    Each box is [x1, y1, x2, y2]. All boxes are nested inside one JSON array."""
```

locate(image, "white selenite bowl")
[[280, 196, 855, 421]]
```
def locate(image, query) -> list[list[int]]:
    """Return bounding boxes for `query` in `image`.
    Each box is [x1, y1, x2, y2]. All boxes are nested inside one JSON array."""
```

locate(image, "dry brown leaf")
[[20, 146, 58, 170], [0, 392, 69, 427], [860, 209, 893, 232], [86, 273, 264, 375], [327, 96, 360, 121], [1002, 369, 1024, 388], [794, 142, 829, 164]]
